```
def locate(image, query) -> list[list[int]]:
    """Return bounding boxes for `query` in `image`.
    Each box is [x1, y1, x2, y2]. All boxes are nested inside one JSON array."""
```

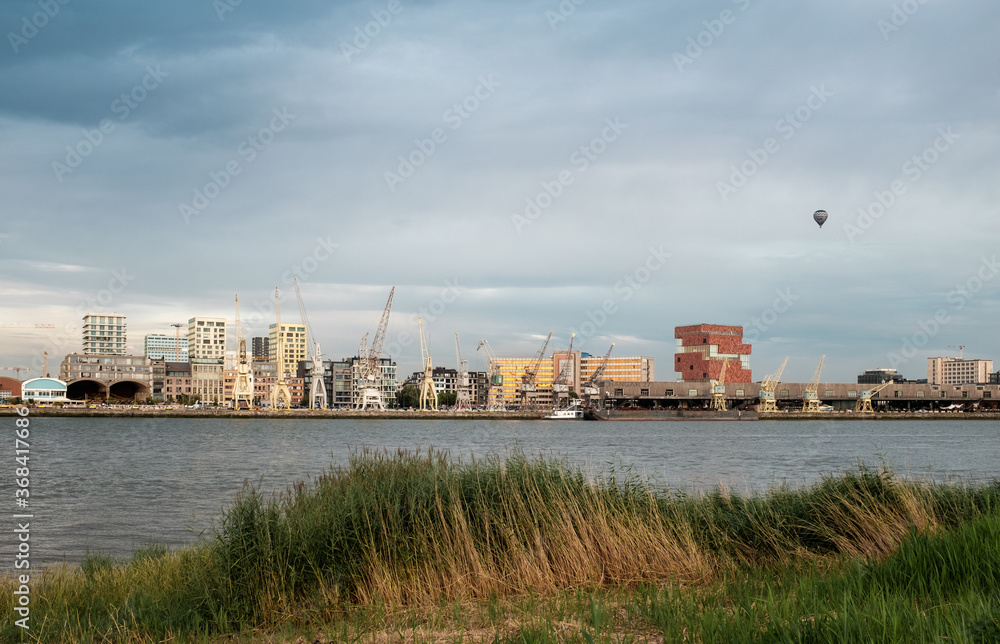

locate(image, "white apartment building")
[[927, 357, 994, 385], [269, 322, 307, 377], [144, 333, 189, 362], [187, 317, 227, 361], [82, 313, 126, 355]]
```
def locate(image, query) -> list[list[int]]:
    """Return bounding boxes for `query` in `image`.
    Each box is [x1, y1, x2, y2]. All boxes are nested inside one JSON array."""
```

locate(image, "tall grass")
[[2, 448, 999, 642]]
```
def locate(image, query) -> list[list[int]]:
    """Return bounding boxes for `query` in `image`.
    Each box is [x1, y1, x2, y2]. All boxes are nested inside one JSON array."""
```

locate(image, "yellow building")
[[489, 353, 653, 407], [269, 322, 307, 378]]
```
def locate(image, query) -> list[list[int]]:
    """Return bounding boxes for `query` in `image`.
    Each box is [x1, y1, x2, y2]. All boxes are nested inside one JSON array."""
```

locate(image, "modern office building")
[[858, 368, 905, 384], [144, 333, 188, 362], [927, 357, 994, 385], [82, 313, 127, 355], [251, 336, 270, 361], [674, 324, 751, 382], [269, 322, 307, 377], [187, 317, 227, 361]]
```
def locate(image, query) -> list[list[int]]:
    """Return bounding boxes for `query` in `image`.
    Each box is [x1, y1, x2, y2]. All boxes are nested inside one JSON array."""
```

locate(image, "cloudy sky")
[[1, 0, 998, 383]]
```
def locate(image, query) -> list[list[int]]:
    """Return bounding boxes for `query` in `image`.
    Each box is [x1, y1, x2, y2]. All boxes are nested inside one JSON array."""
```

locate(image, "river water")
[[2, 416, 998, 569]]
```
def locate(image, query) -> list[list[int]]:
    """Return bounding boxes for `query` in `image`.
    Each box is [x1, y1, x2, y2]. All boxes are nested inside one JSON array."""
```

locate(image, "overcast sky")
[[1, 0, 998, 383]]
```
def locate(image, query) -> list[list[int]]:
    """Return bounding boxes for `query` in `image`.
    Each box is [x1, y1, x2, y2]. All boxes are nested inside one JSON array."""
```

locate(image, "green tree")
[[396, 384, 419, 409], [437, 391, 457, 407]]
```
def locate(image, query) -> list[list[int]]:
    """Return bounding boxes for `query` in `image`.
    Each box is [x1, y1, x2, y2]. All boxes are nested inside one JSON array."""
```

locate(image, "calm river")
[[2, 417, 998, 569]]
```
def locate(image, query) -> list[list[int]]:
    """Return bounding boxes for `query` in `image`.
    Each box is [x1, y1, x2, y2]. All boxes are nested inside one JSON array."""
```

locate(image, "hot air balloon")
[[813, 210, 828, 228]]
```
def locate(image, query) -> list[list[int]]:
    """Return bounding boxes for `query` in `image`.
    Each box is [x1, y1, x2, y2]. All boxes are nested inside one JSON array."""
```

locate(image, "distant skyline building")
[[144, 333, 189, 362], [269, 322, 306, 377], [187, 317, 227, 361], [927, 357, 993, 385], [674, 324, 751, 382], [251, 336, 270, 361], [82, 313, 126, 355], [858, 368, 905, 384]]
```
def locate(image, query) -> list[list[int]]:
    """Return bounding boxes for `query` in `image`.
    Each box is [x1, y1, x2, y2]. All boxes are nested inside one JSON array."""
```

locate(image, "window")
[[916, 391, 924, 398], [665, 389, 674, 396], [962, 391, 969, 398], [779, 390, 789, 397], [940, 391, 947, 398], [848, 391, 857, 398], [640, 388, 649, 396], [894, 391, 902, 398], [825, 390, 834, 397], [614, 388, 623, 396], [688, 389, 698, 397], [735, 389, 745, 397]]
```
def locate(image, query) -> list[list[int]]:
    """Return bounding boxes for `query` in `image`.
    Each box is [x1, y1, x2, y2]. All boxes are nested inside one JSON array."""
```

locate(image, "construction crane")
[[269, 287, 293, 410], [757, 357, 788, 413], [519, 330, 553, 409], [417, 317, 437, 411], [454, 333, 472, 411], [0, 367, 30, 378], [231, 296, 254, 410], [476, 339, 505, 411], [710, 359, 730, 411], [581, 343, 614, 408], [292, 276, 327, 410], [855, 380, 892, 413], [802, 354, 825, 413], [355, 287, 395, 410], [551, 334, 575, 409], [170, 323, 184, 361], [948, 345, 966, 359]]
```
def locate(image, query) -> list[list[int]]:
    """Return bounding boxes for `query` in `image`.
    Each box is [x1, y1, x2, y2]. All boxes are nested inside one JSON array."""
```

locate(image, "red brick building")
[[674, 324, 752, 382], [0, 377, 23, 402]]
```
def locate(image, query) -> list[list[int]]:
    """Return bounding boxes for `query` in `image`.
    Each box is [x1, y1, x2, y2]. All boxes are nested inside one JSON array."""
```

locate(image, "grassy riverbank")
[[3, 450, 999, 643]]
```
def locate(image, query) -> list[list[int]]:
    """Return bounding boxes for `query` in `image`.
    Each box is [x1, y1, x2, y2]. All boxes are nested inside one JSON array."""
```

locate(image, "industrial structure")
[[453, 333, 472, 410], [231, 295, 254, 410], [354, 287, 395, 410], [269, 287, 293, 409], [417, 317, 437, 411], [293, 276, 327, 409]]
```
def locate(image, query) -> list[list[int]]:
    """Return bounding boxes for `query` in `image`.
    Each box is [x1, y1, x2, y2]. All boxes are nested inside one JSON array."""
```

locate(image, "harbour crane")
[[355, 287, 395, 410], [855, 380, 891, 413], [709, 359, 730, 411], [551, 333, 575, 408], [476, 339, 505, 411], [417, 317, 437, 411], [292, 276, 327, 410], [269, 287, 293, 410], [757, 357, 788, 413], [519, 330, 553, 409], [454, 333, 472, 411], [801, 354, 825, 413], [581, 343, 614, 408], [232, 295, 254, 410]]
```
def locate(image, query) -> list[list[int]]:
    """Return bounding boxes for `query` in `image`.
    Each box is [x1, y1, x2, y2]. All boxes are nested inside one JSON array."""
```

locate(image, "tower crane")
[[581, 343, 614, 408], [355, 287, 395, 410], [417, 317, 437, 411], [710, 359, 730, 411], [454, 333, 472, 411], [855, 380, 891, 413], [269, 287, 293, 410], [232, 295, 254, 410], [170, 323, 183, 361], [0, 367, 30, 378], [757, 357, 788, 413], [476, 339, 505, 411], [292, 276, 327, 410], [948, 345, 966, 359], [802, 354, 825, 413], [551, 334, 575, 408], [519, 330, 553, 409]]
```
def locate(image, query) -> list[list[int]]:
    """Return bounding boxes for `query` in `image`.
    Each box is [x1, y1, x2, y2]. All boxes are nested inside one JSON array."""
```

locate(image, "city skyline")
[[1, 1, 998, 383]]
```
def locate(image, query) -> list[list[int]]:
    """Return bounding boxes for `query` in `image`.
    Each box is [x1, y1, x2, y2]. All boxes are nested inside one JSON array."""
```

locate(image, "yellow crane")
[[269, 287, 292, 410], [232, 295, 254, 410], [856, 381, 891, 413], [581, 343, 614, 408], [417, 317, 437, 411], [802, 355, 825, 413], [710, 359, 730, 411], [758, 357, 789, 413]]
